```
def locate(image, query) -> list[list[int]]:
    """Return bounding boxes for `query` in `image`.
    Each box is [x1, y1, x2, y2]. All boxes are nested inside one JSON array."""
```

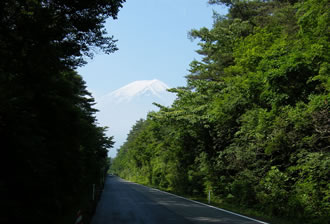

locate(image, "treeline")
[[111, 0, 329, 223], [1, 0, 124, 223]]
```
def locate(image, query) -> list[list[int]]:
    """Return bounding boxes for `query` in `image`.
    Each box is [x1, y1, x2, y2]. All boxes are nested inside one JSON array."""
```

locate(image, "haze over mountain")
[[95, 79, 176, 157]]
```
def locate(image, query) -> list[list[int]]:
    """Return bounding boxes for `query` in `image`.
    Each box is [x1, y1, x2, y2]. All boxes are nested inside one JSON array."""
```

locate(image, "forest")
[[110, 0, 329, 223], [1, 0, 125, 223]]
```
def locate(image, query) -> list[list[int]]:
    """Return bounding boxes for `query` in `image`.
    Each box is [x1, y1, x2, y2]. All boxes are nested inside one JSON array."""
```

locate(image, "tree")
[[0, 0, 125, 223], [112, 1, 330, 223]]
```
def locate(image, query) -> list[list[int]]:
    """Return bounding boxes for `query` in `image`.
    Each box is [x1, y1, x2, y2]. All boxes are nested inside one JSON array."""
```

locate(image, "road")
[[91, 176, 268, 224]]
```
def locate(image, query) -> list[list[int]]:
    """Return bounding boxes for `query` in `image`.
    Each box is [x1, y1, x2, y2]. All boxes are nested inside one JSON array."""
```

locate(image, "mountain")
[[95, 79, 176, 157], [101, 79, 170, 103]]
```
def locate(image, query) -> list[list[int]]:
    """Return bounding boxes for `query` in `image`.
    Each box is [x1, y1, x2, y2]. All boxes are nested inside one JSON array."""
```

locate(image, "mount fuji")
[[98, 79, 173, 105], [95, 79, 176, 157]]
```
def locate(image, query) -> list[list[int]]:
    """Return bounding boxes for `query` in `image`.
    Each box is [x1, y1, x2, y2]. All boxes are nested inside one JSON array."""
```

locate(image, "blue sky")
[[77, 0, 227, 97]]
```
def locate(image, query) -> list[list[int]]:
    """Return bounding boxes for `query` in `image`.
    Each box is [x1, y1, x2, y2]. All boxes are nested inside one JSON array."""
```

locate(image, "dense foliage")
[[111, 0, 329, 223], [0, 0, 124, 223]]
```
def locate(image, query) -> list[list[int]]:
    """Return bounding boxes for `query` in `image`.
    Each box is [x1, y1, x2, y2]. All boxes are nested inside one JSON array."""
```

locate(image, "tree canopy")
[[1, 0, 124, 223], [111, 1, 329, 223]]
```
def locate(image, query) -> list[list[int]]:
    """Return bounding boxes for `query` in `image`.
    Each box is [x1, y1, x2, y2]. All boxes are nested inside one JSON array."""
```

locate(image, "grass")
[[128, 179, 297, 224], [186, 195, 295, 224], [56, 184, 104, 224]]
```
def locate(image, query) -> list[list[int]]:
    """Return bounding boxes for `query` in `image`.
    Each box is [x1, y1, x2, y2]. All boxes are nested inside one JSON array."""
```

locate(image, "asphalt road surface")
[[91, 176, 268, 224]]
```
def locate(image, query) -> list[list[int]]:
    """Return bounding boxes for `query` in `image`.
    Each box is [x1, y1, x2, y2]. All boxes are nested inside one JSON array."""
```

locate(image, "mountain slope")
[[99, 79, 172, 105], [95, 79, 176, 157]]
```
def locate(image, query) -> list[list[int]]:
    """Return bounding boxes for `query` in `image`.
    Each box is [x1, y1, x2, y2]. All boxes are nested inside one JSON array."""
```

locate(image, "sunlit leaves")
[[110, 1, 329, 222]]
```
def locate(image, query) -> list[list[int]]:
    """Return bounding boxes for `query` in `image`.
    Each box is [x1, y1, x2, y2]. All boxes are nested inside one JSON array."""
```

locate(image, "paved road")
[[91, 176, 268, 224]]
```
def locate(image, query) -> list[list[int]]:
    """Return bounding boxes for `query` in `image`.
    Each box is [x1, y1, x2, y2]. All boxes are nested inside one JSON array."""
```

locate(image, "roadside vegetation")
[[1, 1, 124, 223], [110, 1, 330, 223]]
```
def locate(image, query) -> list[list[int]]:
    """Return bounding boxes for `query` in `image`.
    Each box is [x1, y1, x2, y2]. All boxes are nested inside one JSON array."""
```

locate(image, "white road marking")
[[122, 178, 269, 224]]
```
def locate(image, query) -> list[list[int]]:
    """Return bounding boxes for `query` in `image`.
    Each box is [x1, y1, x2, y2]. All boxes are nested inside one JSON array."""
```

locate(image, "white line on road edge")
[[122, 178, 269, 224]]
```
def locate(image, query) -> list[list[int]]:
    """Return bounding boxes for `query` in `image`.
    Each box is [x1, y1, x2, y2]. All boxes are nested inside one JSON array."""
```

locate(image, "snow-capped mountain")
[[105, 79, 169, 102], [98, 79, 174, 107], [95, 79, 176, 157]]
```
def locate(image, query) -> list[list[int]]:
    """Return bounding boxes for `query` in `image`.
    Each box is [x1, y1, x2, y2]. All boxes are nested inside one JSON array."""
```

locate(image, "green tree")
[[108, 0, 330, 223], [1, 0, 124, 223]]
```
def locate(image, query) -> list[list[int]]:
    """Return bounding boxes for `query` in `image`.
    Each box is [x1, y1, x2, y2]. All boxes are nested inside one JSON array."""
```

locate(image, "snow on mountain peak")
[[95, 79, 176, 156], [104, 79, 170, 103]]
